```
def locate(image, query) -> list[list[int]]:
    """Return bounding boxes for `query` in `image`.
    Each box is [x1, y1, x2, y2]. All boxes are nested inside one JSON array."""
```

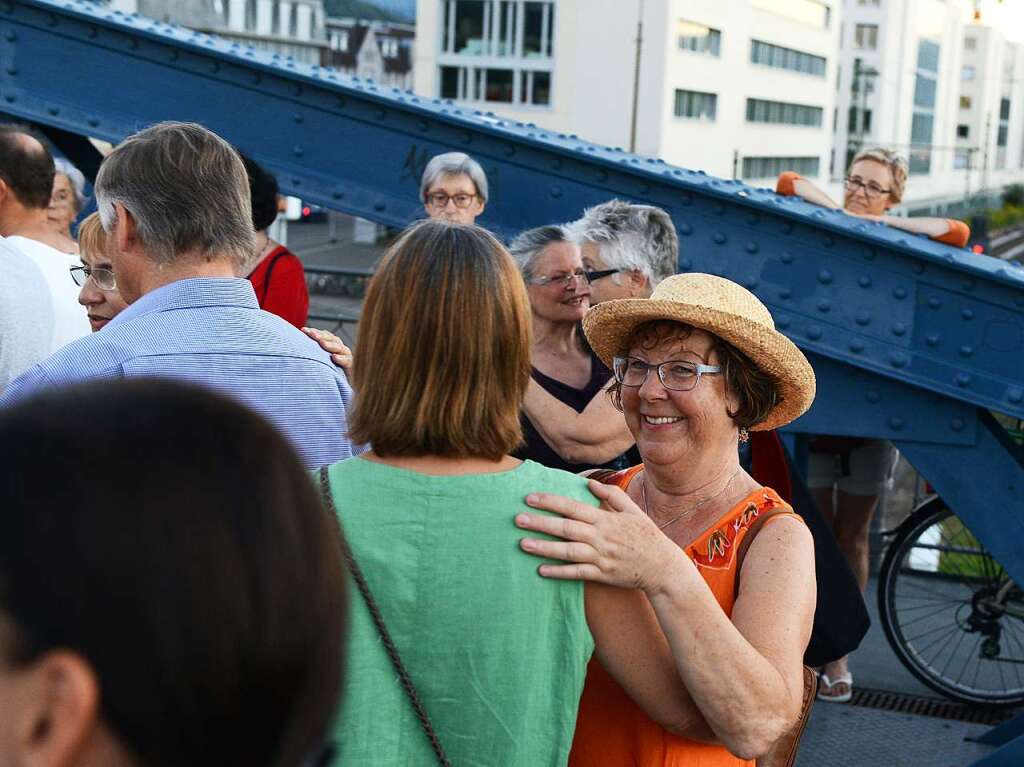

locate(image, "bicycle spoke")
[[897, 601, 960, 629], [912, 623, 962, 657], [937, 621, 971, 682], [895, 577, 970, 603]]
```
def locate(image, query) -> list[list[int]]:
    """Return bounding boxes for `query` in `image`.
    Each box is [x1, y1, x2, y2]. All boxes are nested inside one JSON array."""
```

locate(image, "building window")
[[848, 106, 872, 134], [960, 95, 972, 109], [998, 98, 1011, 168], [954, 149, 971, 169], [442, 0, 553, 58], [749, 40, 826, 76], [1001, 97, 1011, 121], [962, 65, 975, 81], [439, 1, 555, 107], [855, 24, 878, 50], [677, 20, 721, 56], [289, 2, 298, 36], [742, 156, 820, 179], [750, 0, 830, 29], [674, 89, 717, 121], [380, 37, 399, 58], [964, 36, 976, 51], [746, 98, 823, 127], [909, 39, 940, 174], [957, 124, 969, 139], [857, 0, 880, 5]]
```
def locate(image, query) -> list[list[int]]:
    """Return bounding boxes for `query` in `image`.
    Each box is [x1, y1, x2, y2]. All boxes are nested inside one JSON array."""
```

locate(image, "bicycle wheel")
[[878, 498, 1024, 706]]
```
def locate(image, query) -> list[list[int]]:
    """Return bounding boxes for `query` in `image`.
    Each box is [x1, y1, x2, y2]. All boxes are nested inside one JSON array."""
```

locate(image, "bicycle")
[[877, 494, 1024, 706]]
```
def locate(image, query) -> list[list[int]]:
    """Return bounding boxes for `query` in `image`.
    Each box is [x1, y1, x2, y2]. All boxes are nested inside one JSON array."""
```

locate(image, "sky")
[[976, 0, 1024, 43]]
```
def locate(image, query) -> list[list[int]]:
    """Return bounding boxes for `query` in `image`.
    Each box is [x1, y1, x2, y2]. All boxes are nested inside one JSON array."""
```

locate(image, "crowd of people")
[[0, 120, 971, 766]]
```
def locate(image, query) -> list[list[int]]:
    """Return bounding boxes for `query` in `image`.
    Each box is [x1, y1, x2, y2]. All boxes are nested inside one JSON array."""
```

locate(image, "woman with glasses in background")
[[776, 147, 944, 702], [70, 212, 127, 332], [775, 147, 970, 247], [420, 151, 488, 225], [509, 225, 639, 473]]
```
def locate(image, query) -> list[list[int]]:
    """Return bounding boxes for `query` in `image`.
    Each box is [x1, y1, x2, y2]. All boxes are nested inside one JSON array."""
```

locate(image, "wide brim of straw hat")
[[583, 274, 816, 432]]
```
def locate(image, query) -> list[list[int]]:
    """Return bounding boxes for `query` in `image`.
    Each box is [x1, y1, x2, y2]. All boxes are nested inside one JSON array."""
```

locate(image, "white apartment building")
[[414, 0, 840, 185], [833, 0, 1024, 215], [108, 0, 327, 64]]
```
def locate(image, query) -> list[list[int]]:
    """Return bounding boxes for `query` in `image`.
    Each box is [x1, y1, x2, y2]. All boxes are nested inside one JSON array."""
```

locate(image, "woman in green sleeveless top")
[[323, 220, 718, 766]]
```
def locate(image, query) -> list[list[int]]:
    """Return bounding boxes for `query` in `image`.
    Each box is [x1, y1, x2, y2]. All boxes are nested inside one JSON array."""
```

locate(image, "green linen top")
[[325, 456, 597, 767]]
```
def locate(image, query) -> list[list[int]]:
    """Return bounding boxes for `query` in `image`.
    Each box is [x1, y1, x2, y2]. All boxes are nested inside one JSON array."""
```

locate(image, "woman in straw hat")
[[517, 273, 817, 766]]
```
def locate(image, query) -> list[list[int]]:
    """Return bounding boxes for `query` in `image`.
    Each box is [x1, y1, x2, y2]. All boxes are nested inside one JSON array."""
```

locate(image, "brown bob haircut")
[[349, 219, 532, 459], [610, 320, 779, 430], [77, 211, 107, 259]]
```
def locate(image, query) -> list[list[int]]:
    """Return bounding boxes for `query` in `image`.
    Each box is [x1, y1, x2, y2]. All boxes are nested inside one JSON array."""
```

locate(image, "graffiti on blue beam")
[[3, 0, 1024, 428]]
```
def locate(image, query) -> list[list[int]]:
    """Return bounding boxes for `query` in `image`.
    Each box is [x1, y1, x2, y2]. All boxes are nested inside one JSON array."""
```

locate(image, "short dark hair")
[[0, 379, 348, 767], [610, 320, 779, 429], [240, 152, 280, 232], [0, 124, 55, 209]]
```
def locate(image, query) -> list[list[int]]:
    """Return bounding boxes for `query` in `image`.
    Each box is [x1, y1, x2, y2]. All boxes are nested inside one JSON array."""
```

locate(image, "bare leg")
[[821, 490, 881, 695]]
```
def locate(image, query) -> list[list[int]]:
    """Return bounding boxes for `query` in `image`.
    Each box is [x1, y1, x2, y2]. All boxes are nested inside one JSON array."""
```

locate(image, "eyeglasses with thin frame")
[[426, 192, 478, 209], [585, 268, 622, 283], [529, 269, 590, 288], [844, 176, 891, 199], [612, 356, 721, 392], [70, 265, 117, 291]]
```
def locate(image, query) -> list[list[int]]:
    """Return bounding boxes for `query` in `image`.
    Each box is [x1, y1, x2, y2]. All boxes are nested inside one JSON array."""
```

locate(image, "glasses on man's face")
[[426, 192, 477, 210], [612, 356, 721, 392], [529, 269, 590, 288], [585, 268, 621, 283], [70, 265, 117, 291], [844, 176, 891, 199]]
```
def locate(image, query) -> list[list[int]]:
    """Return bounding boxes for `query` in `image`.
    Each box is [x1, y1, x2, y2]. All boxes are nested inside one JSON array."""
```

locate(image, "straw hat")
[[583, 273, 816, 431]]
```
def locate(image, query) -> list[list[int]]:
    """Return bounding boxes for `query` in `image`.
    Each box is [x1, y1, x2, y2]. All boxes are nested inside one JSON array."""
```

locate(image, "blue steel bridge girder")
[[4, 1, 1024, 578]]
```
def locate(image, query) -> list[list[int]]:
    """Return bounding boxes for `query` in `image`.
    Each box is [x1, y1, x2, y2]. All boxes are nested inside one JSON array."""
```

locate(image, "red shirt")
[[247, 244, 309, 329]]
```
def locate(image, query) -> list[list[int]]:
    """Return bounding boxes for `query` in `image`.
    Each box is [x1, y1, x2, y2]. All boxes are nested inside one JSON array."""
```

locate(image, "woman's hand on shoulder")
[[516, 479, 688, 596], [303, 327, 353, 374]]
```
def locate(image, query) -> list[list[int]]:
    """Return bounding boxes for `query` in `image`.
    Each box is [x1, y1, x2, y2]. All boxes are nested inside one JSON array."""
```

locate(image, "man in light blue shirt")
[[1, 122, 356, 469]]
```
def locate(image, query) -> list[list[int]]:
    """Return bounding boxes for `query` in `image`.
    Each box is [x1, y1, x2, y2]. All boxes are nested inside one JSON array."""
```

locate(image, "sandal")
[[817, 672, 853, 703]]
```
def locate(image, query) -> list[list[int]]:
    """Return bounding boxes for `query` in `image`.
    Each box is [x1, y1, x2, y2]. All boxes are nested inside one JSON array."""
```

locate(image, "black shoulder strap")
[[318, 467, 451, 766]]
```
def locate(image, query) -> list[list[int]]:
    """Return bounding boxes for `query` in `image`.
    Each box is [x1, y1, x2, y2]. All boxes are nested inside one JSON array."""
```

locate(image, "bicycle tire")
[[878, 497, 1024, 706]]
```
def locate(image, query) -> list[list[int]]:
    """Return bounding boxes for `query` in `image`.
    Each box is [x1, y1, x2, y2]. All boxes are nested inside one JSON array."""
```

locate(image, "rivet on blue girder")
[[892, 323, 906, 336], [292, 145, 302, 157], [47, 106, 58, 116], [961, 308, 975, 320], [864, 249, 877, 261], [850, 340, 865, 353], [858, 276, 872, 288], [955, 373, 972, 387], [776, 316, 791, 330], [781, 222, 794, 234], [779, 287, 792, 299], [928, 296, 942, 309], [951, 418, 965, 432], [293, 113, 303, 123], [374, 202, 386, 212], [807, 326, 823, 340], [745, 242, 758, 254], [780, 252, 794, 264], [912, 263, 926, 275], [1008, 387, 1024, 404], [893, 287, 907, 299], [4, 30, 15, 41], [714, 203, 726, 215], [550, 187, 562, 198], [713, 232, 727, 245], [818, 269, 833, 284], [4, 94, 15, 103], [823, 235, 835, 248], [6, 66, 16, 75], [679, 258, 692, 270], [926, 334, 939, 346], [817, 299, 830, 313], [678, 223, 692, 236], [87, 118, 99, 128], [332, 190, 344, 200], [866, 390, 881, 404], [888, 416, 904, 431], [890, 352, 908, 368], [960, 346, 974, 357], [680, 193, 693, 205]]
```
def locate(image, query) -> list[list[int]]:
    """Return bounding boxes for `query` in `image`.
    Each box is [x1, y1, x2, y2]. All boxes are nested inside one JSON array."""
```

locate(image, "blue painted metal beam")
[[3, 0, 1021, 425], [2, 2, 1022, 587]]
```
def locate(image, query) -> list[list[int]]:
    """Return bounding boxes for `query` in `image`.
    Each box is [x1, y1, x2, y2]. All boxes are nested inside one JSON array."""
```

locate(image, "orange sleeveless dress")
[[570, 465, 802, 767]]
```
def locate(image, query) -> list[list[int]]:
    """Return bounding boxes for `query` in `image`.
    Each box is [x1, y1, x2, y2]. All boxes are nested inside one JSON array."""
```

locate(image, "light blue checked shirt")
[[0, 278, 357, 469]]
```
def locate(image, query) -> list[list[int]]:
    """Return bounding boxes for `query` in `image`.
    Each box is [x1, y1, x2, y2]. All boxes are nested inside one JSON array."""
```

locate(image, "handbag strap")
[[318, 467, 451, 767]]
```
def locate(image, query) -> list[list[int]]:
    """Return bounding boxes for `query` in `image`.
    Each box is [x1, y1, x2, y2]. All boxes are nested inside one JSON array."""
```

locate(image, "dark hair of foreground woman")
[[0, 378, 347, 767]]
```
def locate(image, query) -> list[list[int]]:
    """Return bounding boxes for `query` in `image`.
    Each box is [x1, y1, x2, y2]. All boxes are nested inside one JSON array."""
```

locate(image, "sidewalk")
[[796, 576, 1013, 766]]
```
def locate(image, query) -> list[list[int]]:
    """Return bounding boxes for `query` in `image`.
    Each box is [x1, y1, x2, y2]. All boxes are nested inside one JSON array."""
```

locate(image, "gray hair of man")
[[53, 157, 89, 213], [508, 224, 572, 281], [95, 121, 255, 268], [566, 199, 678, 289], [420, 152, 489, 203]]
